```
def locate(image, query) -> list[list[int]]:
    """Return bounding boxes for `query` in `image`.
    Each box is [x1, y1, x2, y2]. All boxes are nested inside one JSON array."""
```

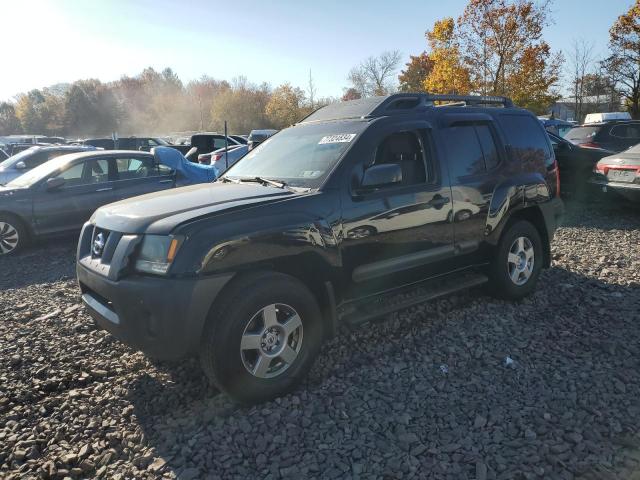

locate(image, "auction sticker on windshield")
[[318, 134, 357, 144]]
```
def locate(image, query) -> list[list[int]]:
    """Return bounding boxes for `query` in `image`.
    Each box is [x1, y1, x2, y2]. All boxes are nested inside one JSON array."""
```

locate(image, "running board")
[[338, 271, 488, 327]]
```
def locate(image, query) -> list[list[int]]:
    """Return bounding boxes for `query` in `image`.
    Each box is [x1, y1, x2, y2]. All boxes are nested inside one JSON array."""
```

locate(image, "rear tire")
[[199, 271, 324, 404], [487, 220, 543, 300], [0, 214, 28, 256]]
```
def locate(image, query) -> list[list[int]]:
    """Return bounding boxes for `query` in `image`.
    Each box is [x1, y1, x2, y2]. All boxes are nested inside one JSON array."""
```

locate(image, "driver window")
[[57, 162, 85, 186], [370, 130, 428, 187], [115, 157, 156, 180]]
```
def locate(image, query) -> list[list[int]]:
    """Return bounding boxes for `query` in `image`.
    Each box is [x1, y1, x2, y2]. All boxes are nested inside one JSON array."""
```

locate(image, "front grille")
[[77, 223, 141, 280]]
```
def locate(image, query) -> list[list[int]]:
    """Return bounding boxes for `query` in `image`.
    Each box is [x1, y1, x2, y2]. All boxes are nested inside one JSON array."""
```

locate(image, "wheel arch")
[[203, 254, 339, 343], [0, 210, 33, 239]]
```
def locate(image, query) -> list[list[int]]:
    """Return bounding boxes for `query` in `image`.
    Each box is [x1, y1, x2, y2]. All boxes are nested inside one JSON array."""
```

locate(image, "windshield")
[[565, 126, 601, 143], [0, 147, 38, 170], [225, 121, 366, 188], [5, 154, 76, 188]]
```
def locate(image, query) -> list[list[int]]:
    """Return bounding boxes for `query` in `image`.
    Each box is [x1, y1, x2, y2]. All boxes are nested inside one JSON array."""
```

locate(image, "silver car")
[[0, 145, 97, 185], [590, 143, 640, 202]]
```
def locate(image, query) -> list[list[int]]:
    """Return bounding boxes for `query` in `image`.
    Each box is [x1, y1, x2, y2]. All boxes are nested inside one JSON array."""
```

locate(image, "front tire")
[[487, 220, 543, 300], [0, 214, 28, 256], [199, 272, 324, 404]]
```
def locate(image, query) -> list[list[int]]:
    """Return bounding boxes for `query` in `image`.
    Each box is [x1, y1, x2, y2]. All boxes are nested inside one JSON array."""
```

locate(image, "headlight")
[[135, 235, 183, 275]]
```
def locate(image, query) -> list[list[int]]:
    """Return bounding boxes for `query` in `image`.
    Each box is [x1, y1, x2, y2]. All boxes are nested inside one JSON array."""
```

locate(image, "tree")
[[211, 78, 272, 133], [0, 102, 21, 135], [398, 52, 433, 92], [15, 90, 49, 134], [265, 83, 307, 129], [341, 88, 362, 101], [568, 39, 595, 122], [605, 0, 640, 118], [458, 0, 562, 105], [64, 80, 119, 136], [509, 43, 563, 113], [423, 18, 472, 95], [347, 50, 402, 97]]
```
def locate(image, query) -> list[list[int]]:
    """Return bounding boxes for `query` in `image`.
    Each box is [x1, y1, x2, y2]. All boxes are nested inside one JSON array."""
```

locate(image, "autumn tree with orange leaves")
[[457, 0, 562, 112], [604, 0, 640, 118], [398, 53, 433, 93], [423, 18, 472, 95]]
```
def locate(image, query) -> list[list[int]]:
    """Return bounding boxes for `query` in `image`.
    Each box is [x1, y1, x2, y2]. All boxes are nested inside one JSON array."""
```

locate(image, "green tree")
[[64, 80, 119, 136]]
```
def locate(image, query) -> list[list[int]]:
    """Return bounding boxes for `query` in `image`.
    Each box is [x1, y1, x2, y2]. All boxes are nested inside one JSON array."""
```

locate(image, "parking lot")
[[0, 199, 637, 479]]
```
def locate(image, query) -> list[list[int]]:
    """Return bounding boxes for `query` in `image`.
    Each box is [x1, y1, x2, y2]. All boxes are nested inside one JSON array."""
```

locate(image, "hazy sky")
[[1, 0, 630, 101]]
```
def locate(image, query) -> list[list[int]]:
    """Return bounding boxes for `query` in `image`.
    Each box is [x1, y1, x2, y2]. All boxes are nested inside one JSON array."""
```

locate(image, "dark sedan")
[[0, 150, 176, 255], [548, 132, 612, 197]]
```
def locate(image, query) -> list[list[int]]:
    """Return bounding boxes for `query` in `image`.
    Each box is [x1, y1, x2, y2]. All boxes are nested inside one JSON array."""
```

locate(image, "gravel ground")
[[1, 200, 639, 480]]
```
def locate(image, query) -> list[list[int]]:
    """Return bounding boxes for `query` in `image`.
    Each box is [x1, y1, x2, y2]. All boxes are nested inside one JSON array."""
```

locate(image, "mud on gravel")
[[1, 200, 639, 480]]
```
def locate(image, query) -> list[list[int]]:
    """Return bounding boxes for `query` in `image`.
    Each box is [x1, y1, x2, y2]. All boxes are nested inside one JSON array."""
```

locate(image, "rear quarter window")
[[497, 114, 553, 170], [565, 126, 601, 142]]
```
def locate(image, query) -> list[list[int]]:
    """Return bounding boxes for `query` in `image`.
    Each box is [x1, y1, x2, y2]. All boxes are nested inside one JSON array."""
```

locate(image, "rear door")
[[112, 154, 175, 201], [33, 157, 118, 234], [439, 117, 505, 253]]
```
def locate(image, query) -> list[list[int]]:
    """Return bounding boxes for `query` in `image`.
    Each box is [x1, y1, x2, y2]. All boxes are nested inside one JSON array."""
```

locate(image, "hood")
[[93, 181, 298, 234], [0, 184, 29, 200], [598, 152, 640, 167]]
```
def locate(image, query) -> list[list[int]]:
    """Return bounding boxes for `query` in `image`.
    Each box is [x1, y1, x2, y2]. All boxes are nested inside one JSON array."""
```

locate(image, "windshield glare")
[[225, 121, 366, 188], [6, 154, 75, 188], [565, 126, 600, 142]]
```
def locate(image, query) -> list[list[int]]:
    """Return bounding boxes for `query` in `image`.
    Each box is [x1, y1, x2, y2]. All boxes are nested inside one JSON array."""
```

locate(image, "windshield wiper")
[[237, 176, 287, 189], [220, 176, 240, 184]]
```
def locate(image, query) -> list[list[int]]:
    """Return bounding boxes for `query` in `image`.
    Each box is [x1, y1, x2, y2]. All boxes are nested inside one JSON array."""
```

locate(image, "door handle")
[[158, 179, 173, 184], [96, 187, 113, 192], [428, 196, 449, 209]]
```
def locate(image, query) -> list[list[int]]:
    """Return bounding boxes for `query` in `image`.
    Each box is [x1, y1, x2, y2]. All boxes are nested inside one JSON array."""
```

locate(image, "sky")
[[1, 0, 632, 102]]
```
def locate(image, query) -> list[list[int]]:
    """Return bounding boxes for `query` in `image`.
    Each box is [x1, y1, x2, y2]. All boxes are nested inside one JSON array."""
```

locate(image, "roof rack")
[[299, 93, 514, 124], [425, 94, 513, 108]]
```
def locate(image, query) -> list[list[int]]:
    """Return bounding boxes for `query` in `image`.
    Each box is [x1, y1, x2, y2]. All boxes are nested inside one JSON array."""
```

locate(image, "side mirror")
[[360, 164, 402, 190], [46, 177, 65, 190], [15, 161, 26, 170]]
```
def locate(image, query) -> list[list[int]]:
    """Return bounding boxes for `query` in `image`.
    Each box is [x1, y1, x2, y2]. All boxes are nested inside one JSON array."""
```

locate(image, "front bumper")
[[77, 260, 233, 361]]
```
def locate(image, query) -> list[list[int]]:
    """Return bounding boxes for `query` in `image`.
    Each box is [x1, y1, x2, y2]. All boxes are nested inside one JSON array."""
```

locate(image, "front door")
[[33, 158, 117, 234], [340, 124, 454, 298], [112, 155, 176, 201]]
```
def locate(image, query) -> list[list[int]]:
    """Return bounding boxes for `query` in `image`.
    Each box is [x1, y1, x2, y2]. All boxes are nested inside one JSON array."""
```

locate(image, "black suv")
[[77, 94, 563, 403], [564, 120, 640, 153]]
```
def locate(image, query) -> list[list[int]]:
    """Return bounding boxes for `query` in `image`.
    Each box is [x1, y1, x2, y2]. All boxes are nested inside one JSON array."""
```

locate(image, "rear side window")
[[442, 123, 501, 179], [497, 115, 553, 168], [565, 126, 600, 142], [115, 157, 158, 179], [610, 123, 640, 139], [23, 152, 48, 168]]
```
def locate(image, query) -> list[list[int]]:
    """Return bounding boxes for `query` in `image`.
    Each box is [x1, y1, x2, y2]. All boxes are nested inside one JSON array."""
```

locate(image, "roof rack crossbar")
[[425, 94, 513, 107]]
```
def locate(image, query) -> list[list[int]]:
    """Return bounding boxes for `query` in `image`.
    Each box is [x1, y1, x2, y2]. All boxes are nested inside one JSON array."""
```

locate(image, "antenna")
[[224, 121, 229, 171]]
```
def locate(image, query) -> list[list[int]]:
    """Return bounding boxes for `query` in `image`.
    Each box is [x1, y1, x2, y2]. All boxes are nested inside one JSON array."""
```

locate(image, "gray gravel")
[[1, 200, 639, 480]]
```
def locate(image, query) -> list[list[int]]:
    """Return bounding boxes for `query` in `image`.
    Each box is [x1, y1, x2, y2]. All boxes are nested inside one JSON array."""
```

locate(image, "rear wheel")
[[0, 215, 28, 256], [487, 220, 543, 299], [199, 272, 324, 404]]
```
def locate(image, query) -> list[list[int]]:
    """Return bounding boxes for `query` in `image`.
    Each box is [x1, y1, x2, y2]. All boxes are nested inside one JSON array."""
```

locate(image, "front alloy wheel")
[[0, 221, 20, 255], [240, 303, 304, 379]]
